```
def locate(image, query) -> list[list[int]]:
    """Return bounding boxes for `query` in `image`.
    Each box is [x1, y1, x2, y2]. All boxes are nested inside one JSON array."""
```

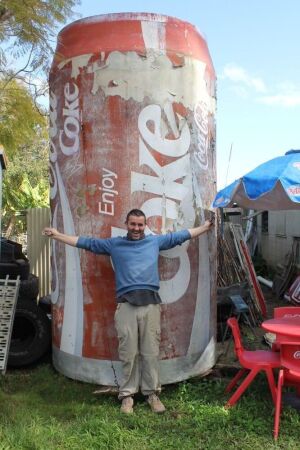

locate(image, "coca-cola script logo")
[[194, 101, 209, 170], [293, 351, 300, 359], [49, 82, 84, 356]]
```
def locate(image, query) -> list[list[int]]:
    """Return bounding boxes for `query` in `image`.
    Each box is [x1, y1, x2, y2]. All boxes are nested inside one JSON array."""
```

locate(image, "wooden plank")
[[230, 224, 266, 319]]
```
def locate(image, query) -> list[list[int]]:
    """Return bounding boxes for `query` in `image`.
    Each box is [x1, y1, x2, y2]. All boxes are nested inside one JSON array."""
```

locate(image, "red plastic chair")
[[274, 341, 300, 440], [272, 307, 300, 351], [225, 317, 281, 407]]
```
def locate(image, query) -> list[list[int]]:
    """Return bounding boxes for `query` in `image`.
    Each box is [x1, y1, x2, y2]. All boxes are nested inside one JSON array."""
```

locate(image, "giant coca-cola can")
[[49, 13, 216, 384]]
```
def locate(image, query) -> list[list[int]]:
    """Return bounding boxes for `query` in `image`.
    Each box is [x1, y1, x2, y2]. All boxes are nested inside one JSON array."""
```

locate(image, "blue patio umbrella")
[[213, 150, 300, 210]]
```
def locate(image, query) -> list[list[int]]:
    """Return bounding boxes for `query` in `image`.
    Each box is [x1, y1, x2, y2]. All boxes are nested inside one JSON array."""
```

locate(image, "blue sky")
[[60, 0, 300, 188]]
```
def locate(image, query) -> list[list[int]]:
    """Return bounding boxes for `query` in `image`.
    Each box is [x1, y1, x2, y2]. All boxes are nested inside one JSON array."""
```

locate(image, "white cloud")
[[276, 81, 298, 92], [230, 85, 249, 99], [221, 64, 300, 108], [257, 80, 300, 107], [257, 94, 300, 107], [221, 64, 267, 93]]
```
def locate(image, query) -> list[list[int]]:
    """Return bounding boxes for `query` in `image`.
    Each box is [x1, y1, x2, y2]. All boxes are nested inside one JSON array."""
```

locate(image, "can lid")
[[60, 12, 194, 33], [52, 12, 214, 75]]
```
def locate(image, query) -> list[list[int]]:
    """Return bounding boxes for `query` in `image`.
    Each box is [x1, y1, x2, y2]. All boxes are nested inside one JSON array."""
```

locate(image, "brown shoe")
[[147, 394, 166, 413], [120, 396, 134, 414]]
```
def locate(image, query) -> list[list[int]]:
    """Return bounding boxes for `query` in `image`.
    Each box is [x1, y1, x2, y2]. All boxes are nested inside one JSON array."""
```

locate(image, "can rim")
[[60, 11, 203, 38]]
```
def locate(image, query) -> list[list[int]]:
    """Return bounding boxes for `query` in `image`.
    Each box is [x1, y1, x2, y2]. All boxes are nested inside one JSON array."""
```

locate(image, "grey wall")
[[257, 210, 300, 268]]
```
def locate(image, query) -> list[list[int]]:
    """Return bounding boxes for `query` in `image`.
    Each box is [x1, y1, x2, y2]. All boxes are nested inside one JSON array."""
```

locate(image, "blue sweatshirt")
[[76, 230, 191, 297]]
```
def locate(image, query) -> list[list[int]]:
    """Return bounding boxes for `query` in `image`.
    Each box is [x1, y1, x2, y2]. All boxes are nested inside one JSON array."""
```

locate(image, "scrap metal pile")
[[217, 222, 266, 326]]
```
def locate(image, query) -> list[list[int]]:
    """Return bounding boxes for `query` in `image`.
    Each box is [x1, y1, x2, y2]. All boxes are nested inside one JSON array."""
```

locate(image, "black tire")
[[38, 295, 51, 316], [8, 299, 51, 367], [19, 274, 39, 300], [0, 259, 30, 280]]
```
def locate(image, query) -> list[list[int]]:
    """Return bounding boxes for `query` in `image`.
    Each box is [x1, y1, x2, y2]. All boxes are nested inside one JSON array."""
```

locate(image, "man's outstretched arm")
[[188, 219, 214, 239], [43, 228, 79, 247]]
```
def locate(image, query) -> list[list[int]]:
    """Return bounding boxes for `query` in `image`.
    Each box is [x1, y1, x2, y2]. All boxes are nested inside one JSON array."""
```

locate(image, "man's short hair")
[[126, 209, 146, 223]]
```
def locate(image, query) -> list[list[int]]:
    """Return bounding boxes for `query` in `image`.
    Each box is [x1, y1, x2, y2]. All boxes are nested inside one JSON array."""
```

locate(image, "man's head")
[[125, 209, 146, 240]]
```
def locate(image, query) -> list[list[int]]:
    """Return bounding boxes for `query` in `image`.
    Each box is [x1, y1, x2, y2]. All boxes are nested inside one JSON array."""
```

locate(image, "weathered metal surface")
[[49, 13, 217, 385]]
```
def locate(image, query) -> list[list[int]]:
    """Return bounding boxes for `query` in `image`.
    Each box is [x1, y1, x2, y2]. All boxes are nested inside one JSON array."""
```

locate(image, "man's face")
[[126, 215, 146, 240]]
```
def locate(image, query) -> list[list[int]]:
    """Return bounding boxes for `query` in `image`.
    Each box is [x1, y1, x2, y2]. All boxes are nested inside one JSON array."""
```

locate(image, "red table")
[[262, 317, 300, 424], [262, 317, 300, 343]]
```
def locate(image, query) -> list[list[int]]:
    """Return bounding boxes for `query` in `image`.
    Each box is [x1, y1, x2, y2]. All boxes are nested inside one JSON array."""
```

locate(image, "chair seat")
[[241, 350, 281, 369]]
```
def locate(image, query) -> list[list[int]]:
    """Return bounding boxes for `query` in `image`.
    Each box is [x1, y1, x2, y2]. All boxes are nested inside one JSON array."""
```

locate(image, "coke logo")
[[293, 351, 300, 359], [59, 82, 80, 155], [112, 103, 193, 304]]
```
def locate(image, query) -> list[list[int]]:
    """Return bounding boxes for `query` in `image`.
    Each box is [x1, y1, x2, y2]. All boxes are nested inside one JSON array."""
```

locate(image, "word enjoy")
[[99, 168, 118, 216]]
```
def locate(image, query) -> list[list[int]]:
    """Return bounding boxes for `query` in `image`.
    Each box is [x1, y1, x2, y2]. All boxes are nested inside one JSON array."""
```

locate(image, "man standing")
[[43, 209, 213, 414]]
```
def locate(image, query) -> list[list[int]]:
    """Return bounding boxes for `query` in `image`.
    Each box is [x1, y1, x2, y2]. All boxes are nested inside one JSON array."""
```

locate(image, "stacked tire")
[[0, 238, 51, 367], [8, 275, 51, 368]]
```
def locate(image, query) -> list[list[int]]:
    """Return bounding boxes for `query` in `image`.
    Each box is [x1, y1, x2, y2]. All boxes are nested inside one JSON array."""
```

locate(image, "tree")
[[0, 2, 80, 235], [0, 78, 49, 236], [0, 78, 46, 153], [0, 0, 79, 110], [0, 0, 79, 74]]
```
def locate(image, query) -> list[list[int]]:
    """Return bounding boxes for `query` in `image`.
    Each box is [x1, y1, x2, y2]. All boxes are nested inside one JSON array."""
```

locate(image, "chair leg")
[[265, 368, 277, 405], [274, 369, 284, 440], [225, 368, 259, 407], [225, 368, 247, 393]]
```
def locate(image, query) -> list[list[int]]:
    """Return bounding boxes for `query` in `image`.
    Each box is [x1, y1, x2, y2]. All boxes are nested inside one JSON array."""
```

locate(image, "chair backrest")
[[274, 306, 300, 319], [227, 317, 244, 358], [280, 342, 300, 375]]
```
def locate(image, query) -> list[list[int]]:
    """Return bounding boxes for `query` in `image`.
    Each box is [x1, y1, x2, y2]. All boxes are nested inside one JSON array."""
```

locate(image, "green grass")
[[0, 363, 299, 450]]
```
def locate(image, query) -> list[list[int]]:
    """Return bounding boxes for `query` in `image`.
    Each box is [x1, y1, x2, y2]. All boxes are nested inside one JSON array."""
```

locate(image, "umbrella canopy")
[[213, 150, 300, 210]]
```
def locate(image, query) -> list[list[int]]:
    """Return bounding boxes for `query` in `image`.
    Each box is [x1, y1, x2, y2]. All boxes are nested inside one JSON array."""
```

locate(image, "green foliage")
[[0, 78, 49, 234], [0, 78, 46, 155], [0, 364, 299, 450], [3, 170, 49, 209], [0, 1, 80, 234], [0, 0, 79, 73]]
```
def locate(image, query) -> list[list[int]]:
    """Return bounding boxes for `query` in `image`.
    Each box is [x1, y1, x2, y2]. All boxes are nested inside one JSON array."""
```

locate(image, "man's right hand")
[[42, 228, 79, 247], [43, 227, 59, 237]]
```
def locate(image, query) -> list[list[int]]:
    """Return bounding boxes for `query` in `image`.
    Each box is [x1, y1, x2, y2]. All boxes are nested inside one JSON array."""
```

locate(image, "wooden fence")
[[27, 207, 51, 298]]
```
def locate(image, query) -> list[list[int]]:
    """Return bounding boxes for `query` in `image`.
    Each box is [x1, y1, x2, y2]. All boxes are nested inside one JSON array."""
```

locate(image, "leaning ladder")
[[0, 276, 20, 374]]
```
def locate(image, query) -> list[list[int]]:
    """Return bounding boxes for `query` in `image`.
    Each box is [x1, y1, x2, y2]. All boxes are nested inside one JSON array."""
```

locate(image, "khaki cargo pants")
[[114, 302, 161, 399]]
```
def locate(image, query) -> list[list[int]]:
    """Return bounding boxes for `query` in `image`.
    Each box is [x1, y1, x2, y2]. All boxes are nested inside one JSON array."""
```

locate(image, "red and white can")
[[49, 13, 216, 384]]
